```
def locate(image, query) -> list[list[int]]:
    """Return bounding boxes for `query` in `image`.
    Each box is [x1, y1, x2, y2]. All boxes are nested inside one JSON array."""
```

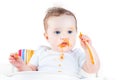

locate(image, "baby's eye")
[[68, 30, 73, 34], [54, 31, 61, 34]]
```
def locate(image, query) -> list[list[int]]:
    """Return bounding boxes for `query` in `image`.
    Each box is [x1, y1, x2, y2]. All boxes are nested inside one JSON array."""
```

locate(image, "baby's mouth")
[[60, 42, 69, 47], [58, 41, 70, 48]]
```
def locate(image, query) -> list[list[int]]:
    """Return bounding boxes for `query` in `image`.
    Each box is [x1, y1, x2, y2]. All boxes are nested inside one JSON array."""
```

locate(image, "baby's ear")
[[44, 33, 48, 40]]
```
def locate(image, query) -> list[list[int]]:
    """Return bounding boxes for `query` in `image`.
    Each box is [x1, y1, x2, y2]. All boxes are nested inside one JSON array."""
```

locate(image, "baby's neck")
[[51, 48, 72, 53]]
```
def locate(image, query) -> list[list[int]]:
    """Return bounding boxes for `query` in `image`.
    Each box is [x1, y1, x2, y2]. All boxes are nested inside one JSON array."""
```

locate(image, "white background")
[[0, 0, 120, 79]]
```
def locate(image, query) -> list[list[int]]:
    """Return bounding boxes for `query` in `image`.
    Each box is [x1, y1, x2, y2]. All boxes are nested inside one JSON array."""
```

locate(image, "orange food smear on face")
[[58, 38, 70, 48]]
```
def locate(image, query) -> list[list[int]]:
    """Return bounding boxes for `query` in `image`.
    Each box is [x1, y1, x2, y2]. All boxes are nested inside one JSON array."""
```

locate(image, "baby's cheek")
[[70, 36, 76, 45], [51, 37, 59, 45]]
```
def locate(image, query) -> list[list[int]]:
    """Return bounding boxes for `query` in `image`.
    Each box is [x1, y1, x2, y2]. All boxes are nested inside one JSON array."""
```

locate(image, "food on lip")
[[59, 42, 69, 48], [58, 39, 70, 48]]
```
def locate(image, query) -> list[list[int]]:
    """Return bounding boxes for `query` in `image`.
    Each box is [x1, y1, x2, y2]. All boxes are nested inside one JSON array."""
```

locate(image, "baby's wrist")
[[17, 64, 27, 71], [17, 64, 33, 71]]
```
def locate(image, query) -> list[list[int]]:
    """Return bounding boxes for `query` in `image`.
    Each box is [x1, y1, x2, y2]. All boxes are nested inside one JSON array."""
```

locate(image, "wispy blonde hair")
[[43, 7, 77, 32]]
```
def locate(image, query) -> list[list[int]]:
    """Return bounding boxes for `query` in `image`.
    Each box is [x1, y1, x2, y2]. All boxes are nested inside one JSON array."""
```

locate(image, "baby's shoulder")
[[72, 48, 83, 53], [38, 45, 51, 50], [72, 48, 85, 56], [34, 45, 51, 54]]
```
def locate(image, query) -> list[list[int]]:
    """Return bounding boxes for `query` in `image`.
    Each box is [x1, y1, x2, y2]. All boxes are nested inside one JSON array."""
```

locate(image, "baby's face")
[[45, 15, 77, 52]]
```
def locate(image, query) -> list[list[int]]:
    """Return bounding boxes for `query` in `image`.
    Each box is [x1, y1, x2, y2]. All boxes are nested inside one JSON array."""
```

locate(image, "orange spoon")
[[79, 32, 94, 64]]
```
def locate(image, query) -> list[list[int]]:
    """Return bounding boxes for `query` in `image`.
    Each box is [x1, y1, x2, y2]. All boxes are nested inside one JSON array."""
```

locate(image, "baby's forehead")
[[47, 26, 77, 33], [53, 26, 76, 30], [48, 15, 75, 21], [47, 15, 76, 27]]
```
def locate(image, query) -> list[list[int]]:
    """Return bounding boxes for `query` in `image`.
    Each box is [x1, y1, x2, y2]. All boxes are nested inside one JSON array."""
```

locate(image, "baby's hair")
[[43, 7, 77, 32]]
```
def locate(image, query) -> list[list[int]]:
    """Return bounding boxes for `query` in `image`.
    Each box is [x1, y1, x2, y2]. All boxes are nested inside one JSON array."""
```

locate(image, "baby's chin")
[[57, 46, 73, 53]]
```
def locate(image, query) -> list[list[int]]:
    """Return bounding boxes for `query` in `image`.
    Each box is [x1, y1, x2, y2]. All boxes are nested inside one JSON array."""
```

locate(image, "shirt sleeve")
[[73, 48, 86, 68], [28, 46, 50, 66]]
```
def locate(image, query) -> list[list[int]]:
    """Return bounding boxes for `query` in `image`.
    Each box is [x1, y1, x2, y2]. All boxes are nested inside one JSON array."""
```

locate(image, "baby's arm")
[[9, 53, 37, 71], [79, 33, 100, 73]]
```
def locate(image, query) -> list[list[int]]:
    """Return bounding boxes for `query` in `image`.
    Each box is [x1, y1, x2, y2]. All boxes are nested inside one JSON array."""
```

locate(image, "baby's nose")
[[60, 38, 69, 41], [60, 34, 69, 40]]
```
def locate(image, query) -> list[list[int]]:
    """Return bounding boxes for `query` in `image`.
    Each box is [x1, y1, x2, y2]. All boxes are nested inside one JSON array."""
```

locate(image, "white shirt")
[[29, 46, 86, 75]]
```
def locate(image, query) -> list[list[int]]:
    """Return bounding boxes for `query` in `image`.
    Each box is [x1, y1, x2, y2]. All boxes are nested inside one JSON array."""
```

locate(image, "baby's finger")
[[82, 35, 91, 42], [10, 53, 19, 60], [9, 56, 14, 60], [10, 53, 15, 56]]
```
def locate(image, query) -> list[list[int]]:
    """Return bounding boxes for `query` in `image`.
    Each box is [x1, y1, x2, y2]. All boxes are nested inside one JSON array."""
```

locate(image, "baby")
[[9, 7, 100, 76]]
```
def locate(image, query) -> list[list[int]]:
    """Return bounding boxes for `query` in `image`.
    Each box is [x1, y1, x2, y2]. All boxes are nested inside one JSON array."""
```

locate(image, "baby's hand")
[[79, 32, 92, 48], [9, 53, 25, 68]]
